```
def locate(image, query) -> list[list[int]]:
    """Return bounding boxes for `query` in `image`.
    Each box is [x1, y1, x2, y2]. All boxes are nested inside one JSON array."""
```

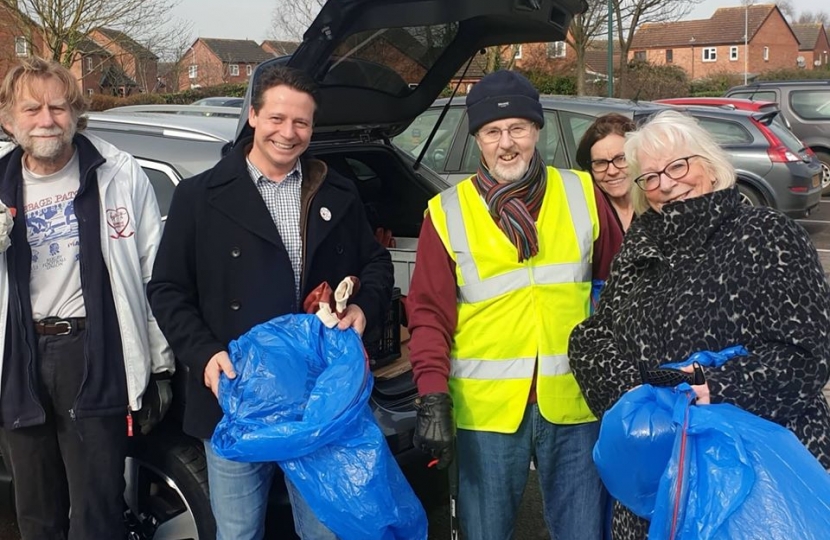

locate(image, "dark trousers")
[[1, 329, 127, 540]]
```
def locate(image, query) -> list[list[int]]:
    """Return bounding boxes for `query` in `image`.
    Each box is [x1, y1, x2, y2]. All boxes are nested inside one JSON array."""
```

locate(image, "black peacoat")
[[147, 139, 394, 439]]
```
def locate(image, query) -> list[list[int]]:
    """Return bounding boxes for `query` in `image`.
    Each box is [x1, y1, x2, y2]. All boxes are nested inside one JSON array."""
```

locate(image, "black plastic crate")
[[364, 287, 402, 369]]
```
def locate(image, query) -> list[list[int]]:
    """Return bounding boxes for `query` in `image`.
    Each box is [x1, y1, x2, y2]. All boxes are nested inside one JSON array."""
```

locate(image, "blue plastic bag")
[[211, 314, 427, 540], [595, 377, 830, 539], [590, 279, 605, 315]]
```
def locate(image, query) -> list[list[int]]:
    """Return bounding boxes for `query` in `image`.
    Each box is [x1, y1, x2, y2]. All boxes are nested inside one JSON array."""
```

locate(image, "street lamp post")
[[744, 1, 749, 85], [607, 0, 614, 97]]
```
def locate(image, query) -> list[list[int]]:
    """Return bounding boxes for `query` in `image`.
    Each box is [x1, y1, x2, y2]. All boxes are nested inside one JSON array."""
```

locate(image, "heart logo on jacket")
[[107, 207, 134, 239]]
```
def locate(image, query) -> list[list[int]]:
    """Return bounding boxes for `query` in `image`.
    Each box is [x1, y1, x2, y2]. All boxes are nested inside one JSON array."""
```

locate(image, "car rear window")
[[694, 117, 753, 145], [789, 90, 830, 120], [766, 119, 806, 153], [325, 24, 459, 97]]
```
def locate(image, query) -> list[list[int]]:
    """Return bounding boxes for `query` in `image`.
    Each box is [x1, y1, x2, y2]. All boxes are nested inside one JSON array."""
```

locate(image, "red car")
[[656, 97, 792, 130]]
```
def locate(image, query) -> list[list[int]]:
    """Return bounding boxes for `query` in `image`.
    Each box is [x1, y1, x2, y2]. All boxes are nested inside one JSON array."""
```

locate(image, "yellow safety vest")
[[428, 167, 599, 433]]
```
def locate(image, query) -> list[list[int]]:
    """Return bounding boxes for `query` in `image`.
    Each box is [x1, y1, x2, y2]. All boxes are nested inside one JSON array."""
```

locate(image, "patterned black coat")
[[568, 187, 830, 540]]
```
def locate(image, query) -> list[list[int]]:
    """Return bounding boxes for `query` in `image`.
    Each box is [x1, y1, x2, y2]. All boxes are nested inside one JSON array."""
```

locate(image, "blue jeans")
[[203, 441, 338, 540], [456, 404, 605, 540]]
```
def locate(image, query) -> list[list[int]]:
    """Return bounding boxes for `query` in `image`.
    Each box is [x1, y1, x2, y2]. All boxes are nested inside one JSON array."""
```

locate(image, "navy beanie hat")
[[466, 70, 544, 135]]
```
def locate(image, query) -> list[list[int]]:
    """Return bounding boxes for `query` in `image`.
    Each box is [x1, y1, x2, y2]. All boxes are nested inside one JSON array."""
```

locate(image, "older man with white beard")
[[0, 57, 173, 540], [407, 70, 623, 540]]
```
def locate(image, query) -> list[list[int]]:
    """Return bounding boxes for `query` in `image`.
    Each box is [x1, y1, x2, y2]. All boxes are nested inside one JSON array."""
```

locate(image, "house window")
[[666, 49, 673, 63], [87, 88, 94, 96], [730, 46, 738, 61], [85, 57, 93, 73], [188, 65, 197, 79], [547, 41, 567, 58], [246, 64, 252, 76], [514, 45, 522, 59], [14, 37, 28, 57], [763, 47, 769, 61], [634, 51, 646, 62], [702, 47, 717, 62], [229, 64, 239, 76]]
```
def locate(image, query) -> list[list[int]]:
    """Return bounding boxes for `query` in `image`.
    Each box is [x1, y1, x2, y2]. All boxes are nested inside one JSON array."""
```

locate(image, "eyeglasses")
[[590, 154, 627, 174], [633, 155, 701, 191], [476, 122, 535, 144]]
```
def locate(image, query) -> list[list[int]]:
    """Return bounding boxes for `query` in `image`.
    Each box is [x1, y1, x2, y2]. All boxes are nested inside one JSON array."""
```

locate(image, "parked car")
[[0, 0, 589, 539], [191, 96, 244, 108], [393, 95, 822, 218], [656, 97, 794, 131], [725, 80, 830, 193], [104, 104, 242, 119]]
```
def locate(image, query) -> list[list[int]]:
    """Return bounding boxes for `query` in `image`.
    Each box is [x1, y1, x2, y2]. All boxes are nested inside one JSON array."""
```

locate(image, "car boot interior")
[[312, 145, 434, 242]]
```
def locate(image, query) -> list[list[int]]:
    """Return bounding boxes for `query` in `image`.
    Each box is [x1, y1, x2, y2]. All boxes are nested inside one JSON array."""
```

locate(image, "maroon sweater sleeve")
[[591, 184, 624, 280], [407, 215, 457, 395]]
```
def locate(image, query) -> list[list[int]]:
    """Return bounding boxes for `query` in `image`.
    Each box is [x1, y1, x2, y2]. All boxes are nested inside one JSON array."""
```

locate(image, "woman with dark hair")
[[576, 113, 636, 231]]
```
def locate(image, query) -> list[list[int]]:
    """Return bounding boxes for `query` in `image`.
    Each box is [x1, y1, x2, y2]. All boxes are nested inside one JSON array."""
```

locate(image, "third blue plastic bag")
[[595, 377, 830, 538], [211, 314, 427, 540]]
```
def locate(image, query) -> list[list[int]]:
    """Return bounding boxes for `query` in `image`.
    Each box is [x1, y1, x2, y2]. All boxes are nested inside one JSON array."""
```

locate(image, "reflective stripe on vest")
[[441, 170, 592, 304], [450, 354, 572, 380]]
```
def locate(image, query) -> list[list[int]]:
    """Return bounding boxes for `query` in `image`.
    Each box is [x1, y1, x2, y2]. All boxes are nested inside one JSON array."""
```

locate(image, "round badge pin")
[[320, 207, 332, 221]]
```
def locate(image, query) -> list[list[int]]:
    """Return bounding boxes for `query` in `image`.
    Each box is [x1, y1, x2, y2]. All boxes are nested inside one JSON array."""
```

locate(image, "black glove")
[[413, 392, 455, 469], [135, 373, 173, 435]]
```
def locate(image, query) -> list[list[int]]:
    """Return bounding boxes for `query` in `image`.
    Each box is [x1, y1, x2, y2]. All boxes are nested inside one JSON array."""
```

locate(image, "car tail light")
[[751, 118, 801, 163]]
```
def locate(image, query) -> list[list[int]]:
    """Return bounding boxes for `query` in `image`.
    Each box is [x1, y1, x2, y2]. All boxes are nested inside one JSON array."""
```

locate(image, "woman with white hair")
[[568, 110, 830, 539]]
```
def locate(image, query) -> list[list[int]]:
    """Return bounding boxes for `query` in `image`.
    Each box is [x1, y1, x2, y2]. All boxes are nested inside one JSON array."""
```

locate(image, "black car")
[[394, 95, 822, 218]]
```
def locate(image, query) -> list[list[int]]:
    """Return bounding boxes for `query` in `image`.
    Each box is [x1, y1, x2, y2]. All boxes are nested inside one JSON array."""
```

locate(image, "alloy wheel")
[[124, 456, 201, 540]]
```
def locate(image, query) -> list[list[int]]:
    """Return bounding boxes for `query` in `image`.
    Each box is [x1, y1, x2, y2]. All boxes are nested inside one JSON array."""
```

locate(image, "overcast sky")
[[168, 0, 822, 44]]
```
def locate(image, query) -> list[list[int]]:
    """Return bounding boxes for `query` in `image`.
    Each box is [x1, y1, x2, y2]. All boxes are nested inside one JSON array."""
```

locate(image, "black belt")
[[34, 318, 86, 336]]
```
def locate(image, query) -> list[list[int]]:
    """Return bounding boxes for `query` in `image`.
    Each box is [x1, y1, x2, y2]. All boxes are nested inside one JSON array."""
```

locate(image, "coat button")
[[230, 300, 241, 311], [336, 244, 344, 255], [231, 247, 241, 258]]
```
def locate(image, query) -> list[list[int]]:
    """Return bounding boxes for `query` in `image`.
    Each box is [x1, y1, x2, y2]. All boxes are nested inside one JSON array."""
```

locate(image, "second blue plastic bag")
[[211, 314, 427, 540]]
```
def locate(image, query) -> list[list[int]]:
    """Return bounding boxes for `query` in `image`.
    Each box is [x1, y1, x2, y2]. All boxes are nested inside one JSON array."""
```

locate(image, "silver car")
[[395, 95, 822, 218]]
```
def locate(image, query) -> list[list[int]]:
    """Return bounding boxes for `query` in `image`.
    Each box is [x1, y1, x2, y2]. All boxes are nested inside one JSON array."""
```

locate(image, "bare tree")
[[775, 0, 796, 21], [568, 0, 608, 95], [270, 0, 324, 41], [612, 0, 704, 97], [796, 10, 830, 27], [0, 0, 180, 67]]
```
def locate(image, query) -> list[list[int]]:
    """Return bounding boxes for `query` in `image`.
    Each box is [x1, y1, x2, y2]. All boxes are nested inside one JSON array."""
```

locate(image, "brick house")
[[179, 38, 274, 90], [791, 23, 830, 69], [0, 4, 44, 76], [511, 37, 622, 85], [630, 4, 799, 80], [88, 28, 159, 93], [260, 40, 299, 57], [69, 37, 115, 97]]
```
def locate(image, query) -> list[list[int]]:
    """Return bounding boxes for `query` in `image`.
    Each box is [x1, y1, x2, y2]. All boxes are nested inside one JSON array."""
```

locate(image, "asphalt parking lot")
[[1, 202, 830, 539]]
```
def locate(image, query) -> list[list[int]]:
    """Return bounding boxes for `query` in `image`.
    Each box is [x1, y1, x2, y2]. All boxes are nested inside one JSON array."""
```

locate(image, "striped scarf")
[[472, 149, 546, 262]]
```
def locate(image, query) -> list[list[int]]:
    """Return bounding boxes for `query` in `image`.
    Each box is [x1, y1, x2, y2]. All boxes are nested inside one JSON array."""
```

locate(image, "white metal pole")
[[744, 0, 750, 86]]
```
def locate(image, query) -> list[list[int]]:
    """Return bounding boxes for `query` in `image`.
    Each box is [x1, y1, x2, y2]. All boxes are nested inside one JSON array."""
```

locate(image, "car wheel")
[[815, 151, 830, 194], [737, 183, 764, 207], [124, 436, 215, 540]]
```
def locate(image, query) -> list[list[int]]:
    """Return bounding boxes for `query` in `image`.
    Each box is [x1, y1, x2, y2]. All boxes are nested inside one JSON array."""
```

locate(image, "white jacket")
[[0, 133, 174, 411]]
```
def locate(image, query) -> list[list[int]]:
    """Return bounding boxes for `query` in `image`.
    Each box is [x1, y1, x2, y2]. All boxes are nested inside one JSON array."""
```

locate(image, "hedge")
[[87, 83, 248, 111]]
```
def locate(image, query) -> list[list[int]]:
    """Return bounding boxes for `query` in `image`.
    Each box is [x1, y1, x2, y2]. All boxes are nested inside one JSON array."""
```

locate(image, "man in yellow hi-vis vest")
[[408, 70, 623, 540]]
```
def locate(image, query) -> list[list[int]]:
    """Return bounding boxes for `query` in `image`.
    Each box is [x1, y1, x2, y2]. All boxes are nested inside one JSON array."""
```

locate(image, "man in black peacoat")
[[146, 64, 393, 539]]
